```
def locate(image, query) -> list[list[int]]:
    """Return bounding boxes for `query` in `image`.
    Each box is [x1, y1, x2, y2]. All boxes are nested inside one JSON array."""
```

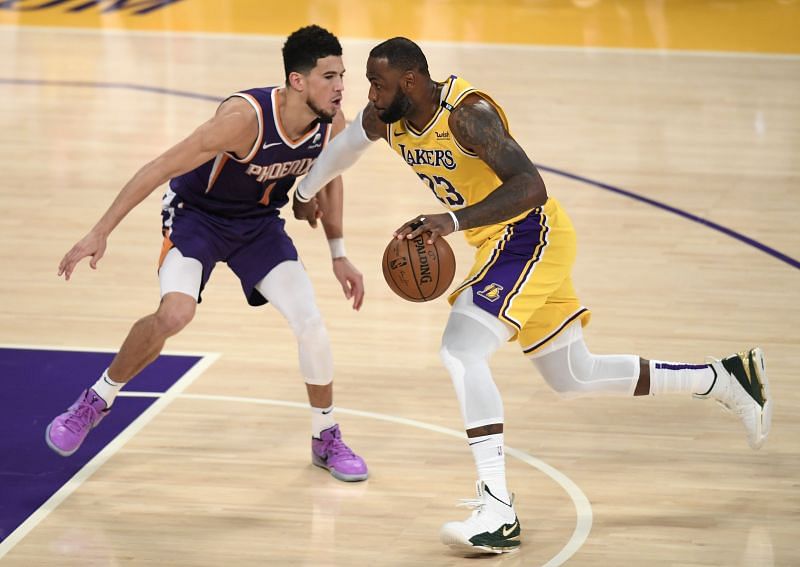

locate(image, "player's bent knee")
[[155, 293, 196, 336], [531, 339, 639, 399], [439, 344, 460, 373], [537, 369, 585, 400], [439, 343, 480, 371], [293, 314, 327, 343], [532, 349, 596, 399]]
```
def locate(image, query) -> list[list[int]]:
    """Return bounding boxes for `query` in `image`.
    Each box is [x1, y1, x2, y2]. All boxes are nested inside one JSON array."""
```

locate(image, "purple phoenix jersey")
[[169, 86, 332, 218]]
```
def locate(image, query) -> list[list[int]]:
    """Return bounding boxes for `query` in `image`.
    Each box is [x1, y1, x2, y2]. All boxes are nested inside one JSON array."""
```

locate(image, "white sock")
[[469, 433, 511, 506], [649, 360, 716, 396], [91, 369, 124, 407], [311, 405, 336, 438]]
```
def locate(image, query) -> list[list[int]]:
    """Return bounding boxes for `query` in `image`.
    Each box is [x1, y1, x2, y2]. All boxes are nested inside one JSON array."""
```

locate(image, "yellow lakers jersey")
[[387, 75, 533, 247]]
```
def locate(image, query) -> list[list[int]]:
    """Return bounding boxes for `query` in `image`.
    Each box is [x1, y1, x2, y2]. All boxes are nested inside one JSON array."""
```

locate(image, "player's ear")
[[401, 70, 415, 93], [287, 70, 306, 92]]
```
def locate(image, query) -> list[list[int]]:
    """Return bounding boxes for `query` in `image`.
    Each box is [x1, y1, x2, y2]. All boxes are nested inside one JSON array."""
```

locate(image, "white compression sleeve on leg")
[[440, 311, 506, 430], [529, 322, 640, 398], [254, 261, 333, 385], [159, 247, 203, 299], [294, 109, 374, 202]]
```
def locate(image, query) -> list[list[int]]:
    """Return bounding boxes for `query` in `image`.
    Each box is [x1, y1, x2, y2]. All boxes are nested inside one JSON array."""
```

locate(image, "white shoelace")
[[456, 498, 484, 510]]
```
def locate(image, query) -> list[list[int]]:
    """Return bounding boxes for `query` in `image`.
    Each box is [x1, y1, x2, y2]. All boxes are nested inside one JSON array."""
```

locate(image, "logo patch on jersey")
[[262, 141, 281, 150], [476, 283, 504, 302], [308, 132, 323, 149], [398, 144, 456, 170], [435, 131, 450, 140]]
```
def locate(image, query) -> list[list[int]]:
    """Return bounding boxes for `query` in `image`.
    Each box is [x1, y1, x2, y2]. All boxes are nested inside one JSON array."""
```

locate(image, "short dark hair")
[[369, 37, 430, 77], [282, 25, 342, 81]]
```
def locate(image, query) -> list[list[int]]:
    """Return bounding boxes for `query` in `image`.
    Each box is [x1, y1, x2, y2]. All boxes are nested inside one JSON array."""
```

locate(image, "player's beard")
[[308, 99, 335, 124], [377, 89, 411, 124]]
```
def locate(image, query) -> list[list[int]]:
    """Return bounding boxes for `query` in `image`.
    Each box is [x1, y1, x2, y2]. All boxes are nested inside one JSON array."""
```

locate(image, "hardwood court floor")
[[0, 17, 798, 567]]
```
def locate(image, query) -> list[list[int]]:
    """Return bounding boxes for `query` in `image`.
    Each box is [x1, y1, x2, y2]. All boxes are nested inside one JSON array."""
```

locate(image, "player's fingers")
[[294, 199, 319, 227], [340, 278, 352, 299], [308, 201, 321, 227], [89, 248, 104, 270], [423, 224, 444, 243], [393, 224, 412, 239], [404, 216, 431, 239], [393, 214, 425, 238], [352, 276, 365, 310], [59, 250, 81, 279], [62, 259, 76, 281]]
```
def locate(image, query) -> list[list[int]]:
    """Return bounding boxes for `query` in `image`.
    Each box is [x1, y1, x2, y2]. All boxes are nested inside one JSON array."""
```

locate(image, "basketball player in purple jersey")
[[46, 25, 368, 482], [293, 37, 772, 552]]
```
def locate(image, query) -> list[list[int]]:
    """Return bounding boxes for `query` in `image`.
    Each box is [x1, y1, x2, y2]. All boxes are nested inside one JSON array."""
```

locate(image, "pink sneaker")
[[45, 389, 110, 457], [312, 424, 368, 482]]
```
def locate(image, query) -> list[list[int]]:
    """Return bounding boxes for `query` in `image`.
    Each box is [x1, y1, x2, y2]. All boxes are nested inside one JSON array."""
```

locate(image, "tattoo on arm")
[[449, 97, 547, 230]]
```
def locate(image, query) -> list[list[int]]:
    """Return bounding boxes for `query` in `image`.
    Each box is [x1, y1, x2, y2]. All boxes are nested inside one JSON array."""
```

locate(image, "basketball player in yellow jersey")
[[293, 37, 771, 555]]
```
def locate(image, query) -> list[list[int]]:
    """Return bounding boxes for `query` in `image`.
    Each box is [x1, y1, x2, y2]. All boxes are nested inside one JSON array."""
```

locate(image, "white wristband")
[[447, 210, 460, 232], [328, 238, 346, 259]]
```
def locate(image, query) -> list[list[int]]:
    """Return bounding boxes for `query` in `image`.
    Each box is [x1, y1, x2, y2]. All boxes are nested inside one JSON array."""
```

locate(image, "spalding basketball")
[[382, 233, 456, 302]]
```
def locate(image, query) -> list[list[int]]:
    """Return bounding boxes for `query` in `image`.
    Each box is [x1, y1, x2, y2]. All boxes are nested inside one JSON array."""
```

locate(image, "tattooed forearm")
[[455, 170, 546, 231], [449, 97, 548, 230]]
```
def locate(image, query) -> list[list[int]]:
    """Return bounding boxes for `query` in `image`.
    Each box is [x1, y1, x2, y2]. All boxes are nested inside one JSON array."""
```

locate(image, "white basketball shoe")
[[440, 481, 521, 554], [696, 347, 772, 449]]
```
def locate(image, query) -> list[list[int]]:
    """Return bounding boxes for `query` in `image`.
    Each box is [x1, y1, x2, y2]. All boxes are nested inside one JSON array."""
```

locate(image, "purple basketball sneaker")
[[46, 389, 110, 457], [312, 424, 368, 482]]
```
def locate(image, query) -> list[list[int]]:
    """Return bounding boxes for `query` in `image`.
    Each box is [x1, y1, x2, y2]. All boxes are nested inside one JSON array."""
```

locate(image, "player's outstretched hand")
[[58, 230, 108, 281], [292, 191, 322, 228], [332, 257, 364, 311], [394, 213, 455, 244]]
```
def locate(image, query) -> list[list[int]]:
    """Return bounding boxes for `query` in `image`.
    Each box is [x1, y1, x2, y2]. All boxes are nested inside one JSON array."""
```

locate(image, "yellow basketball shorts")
[[448, 198, 591, 354]]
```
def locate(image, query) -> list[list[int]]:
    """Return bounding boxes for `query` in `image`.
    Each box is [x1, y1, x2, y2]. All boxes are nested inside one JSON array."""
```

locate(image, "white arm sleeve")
[[295, 109, 374, 202]]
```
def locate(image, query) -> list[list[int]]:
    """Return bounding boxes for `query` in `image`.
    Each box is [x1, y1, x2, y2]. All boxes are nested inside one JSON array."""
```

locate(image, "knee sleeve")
[[530, 323, 639, 399], [440, 311, 505, 430], [159, 247, 202, 300], [292, 314, 333, 386], [255, 261, 333, 386]]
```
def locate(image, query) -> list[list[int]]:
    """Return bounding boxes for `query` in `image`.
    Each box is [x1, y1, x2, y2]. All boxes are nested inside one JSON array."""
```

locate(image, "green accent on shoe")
[[721, 351, 765, 407], [467, 517, 521, 550], [747, 351, 765, 406]]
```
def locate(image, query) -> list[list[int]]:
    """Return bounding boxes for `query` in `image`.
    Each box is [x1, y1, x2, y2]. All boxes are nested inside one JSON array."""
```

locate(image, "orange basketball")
[[382, 232, 456, 302]]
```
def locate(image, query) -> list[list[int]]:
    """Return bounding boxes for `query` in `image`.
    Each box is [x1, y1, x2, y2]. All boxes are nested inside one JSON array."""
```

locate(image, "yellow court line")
[[0, 0, 798, 54]]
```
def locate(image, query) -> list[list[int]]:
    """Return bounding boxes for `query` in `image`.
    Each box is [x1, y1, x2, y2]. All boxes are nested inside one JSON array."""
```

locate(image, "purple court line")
[[0, 78, 222, 102], [535, 165, 799, 271], [2, 77, 797, 271]]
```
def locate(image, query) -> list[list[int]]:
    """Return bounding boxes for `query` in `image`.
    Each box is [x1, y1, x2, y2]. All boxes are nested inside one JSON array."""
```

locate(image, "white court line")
[[116, 391, 594, 566], [0, 353, 219, 559], [0, 24, 797, 60]]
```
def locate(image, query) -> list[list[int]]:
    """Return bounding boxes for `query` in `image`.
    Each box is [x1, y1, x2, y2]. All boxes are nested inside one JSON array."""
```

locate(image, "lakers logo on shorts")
[[476, 283, 504, 302]]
